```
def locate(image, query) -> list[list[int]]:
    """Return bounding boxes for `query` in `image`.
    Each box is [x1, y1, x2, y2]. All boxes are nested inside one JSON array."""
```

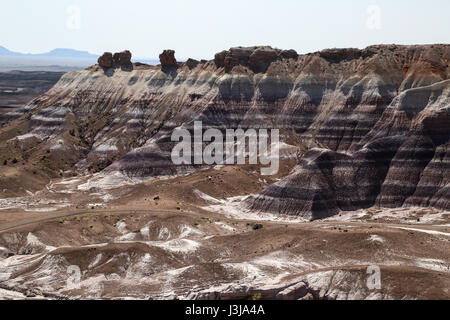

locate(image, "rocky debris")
[[0, 246, 15, 258], [215, 46, 298, 73], [159, 49, 177, 70], [25, 290, 37, 298], [185, 58, 199, 70], [300, 293, 315, 300], [185, 283, 283, 300], [183, 272, 371, 300], [189, 93, 203, 101], [181, 268, 409, 301], [98, 52, 114, 68], [276, 282, 308, 300], [98, 51, 132, 68]]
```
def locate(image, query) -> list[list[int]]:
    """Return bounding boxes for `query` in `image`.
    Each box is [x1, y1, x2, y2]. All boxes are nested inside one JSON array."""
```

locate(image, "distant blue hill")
[[34, 48, 97, 59], [0, 46, 24, 56], [0, 46, 160, 71], [0, 46, 97, 59]]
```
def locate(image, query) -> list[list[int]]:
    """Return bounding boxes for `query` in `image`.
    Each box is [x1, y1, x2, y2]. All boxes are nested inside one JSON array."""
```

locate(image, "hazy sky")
[[1, 0, 449, 60]]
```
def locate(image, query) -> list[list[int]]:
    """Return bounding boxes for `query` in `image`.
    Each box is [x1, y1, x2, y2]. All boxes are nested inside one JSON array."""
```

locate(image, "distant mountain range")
[[0, 46, 98, 59], [0, 46, 159, 71]]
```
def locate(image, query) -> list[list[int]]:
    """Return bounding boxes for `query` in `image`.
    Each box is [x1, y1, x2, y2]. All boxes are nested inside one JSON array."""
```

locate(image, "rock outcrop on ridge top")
[[159, 49, 178, 70], [0, 44, 449, 219], [98, 50, 132, 68], [214, 46, 299, 73]]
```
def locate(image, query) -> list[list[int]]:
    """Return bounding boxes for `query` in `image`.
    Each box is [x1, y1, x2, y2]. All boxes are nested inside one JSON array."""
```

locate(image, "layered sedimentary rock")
[[1, 44, 449, 218], [247, 77, 450, 219]]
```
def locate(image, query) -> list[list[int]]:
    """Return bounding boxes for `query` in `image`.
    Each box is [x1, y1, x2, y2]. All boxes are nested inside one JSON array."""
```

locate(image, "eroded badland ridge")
[[0, 44, 448, 300]]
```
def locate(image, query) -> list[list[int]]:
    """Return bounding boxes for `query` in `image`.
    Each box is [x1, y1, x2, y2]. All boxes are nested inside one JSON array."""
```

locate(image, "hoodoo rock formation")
[[98, 50, 132, 68], [1, 44, 449, 219], [98, 52, 114, 68], [113, 50, 132, 66], [159, 49, 178, 70]]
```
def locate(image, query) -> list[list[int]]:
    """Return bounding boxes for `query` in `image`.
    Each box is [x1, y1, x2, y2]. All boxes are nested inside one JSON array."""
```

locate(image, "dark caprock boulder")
[[279, 49, 299, 60], [159, 50, 177, 70], [99, 51, 132, 68], [318, 47, 375, 63], [98, 52, 114, 68], [214, 50, 227, 68], [113, 50, 132, 66], [185, 58, 199, 70], [249, 47, 279, 73], [318, 48, 363, 62]]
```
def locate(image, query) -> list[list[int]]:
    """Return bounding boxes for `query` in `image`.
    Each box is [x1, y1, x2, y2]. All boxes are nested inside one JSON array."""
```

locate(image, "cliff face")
[[1, 44, 449, 218]]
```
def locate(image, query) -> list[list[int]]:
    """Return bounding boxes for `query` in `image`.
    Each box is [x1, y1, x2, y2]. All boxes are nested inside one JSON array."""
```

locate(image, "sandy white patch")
[[26, 233, 56, 251], [158, 227, 171, 240], [116, 221, 128, 234], [215, 222, 236, 232], [194, 189, 223, 204], [414, 258, 449, 272], [78, 172, 136, 191], [88, 254, 103, 269], [117, 232, 138, 241], [140, 226, 150, 239], [0, 288, 27, 299], [393, 227, 450, 237], [205, 194, 308, 223], [252, 251, 320, 272], [14, 133, 41, 141], [179, 225, 203, 238], [93, 144, 119, 153], [367, 235, 385, 243], [150, 239, 200, 253], [0, 196, 70, 212]]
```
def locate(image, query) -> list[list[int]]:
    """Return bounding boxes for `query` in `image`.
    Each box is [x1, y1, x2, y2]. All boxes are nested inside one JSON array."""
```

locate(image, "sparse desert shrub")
[[251, 293, 262, 300], [252, 224, 263, 230]]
